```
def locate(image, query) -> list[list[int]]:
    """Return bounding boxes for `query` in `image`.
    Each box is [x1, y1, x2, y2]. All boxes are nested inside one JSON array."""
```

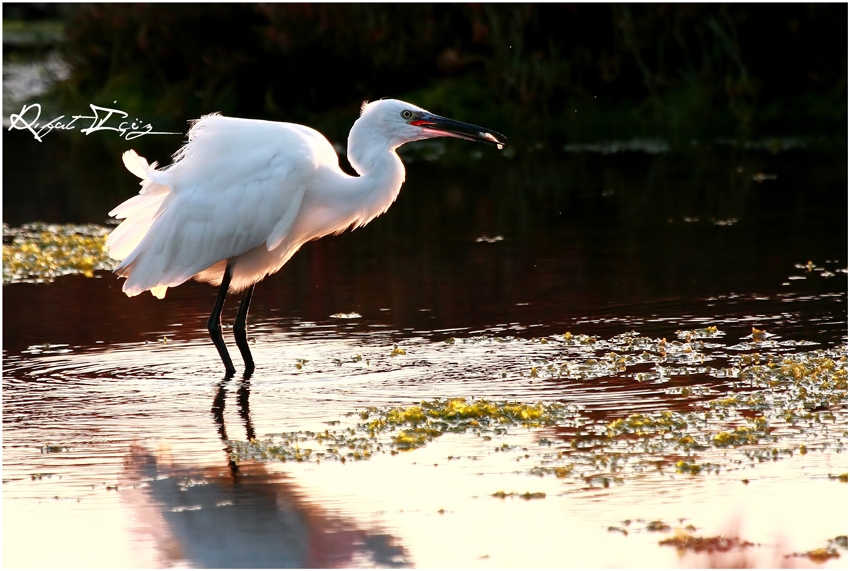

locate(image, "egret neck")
[[308, 116, 408, 238]]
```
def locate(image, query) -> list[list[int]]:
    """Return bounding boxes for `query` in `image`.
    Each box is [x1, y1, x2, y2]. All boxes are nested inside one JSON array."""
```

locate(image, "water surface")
[[3, 132, 848, 567]]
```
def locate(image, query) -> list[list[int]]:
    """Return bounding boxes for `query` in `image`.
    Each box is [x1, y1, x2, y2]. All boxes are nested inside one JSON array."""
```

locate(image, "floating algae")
[[229, 330, 846, 500], [659, 530, 756, 554], [491, 490, 546, 500], [229, 398, 581, 463], [3, 222, 115, 284], [529, 343, 846, 486], [784, 536, 847, 563]]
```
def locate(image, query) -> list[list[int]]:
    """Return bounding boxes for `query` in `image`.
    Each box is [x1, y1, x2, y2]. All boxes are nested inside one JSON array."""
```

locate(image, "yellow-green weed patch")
[[3, 223, 114, 284]]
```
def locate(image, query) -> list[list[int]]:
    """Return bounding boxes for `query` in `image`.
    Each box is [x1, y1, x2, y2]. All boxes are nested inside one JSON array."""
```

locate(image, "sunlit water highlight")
[[4, 293, 847, 567]]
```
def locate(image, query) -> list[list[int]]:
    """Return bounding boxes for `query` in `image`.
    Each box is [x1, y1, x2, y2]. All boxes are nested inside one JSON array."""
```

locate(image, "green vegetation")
[[659, 530, 756, 554], [785, 536, 848, 563], [2, 222, 113, 284], [229, 397, 581, 463], [9, 4, 846, 145], [2, 18, 64, 48], [492, 490, 546, 500], [229, 331, 846, 502]]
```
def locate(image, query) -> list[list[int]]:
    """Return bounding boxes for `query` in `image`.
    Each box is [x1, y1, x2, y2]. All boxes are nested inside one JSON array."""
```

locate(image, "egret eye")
[[401, 110, 413, 120]]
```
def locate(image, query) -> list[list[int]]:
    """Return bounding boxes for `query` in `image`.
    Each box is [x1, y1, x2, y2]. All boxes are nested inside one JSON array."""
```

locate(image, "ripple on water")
[[3, 312, 847, 568]]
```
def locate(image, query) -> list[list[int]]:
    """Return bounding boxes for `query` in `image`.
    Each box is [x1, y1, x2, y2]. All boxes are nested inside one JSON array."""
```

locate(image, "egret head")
[[356, 99, 506, 150]]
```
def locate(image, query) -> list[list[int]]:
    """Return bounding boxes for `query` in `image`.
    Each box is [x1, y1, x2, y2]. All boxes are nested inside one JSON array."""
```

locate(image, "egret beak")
[[411, 113, 506, 149]]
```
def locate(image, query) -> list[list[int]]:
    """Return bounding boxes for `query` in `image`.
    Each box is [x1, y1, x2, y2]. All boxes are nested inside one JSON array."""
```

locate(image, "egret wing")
[[113, 116, 327, 297]]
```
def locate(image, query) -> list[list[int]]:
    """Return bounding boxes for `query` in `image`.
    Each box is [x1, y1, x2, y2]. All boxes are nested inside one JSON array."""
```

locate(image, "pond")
[[3, 126, 848, 567]]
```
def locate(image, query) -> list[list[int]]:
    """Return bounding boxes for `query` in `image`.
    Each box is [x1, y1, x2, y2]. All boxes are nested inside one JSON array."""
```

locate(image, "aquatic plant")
[[230, 398, 582, 463], [2, 222, 113, 284], [229, 334, 846, 505]]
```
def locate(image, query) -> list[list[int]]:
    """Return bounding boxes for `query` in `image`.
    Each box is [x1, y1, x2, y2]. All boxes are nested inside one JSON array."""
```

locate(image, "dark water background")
[[4, 132, 847, 352]]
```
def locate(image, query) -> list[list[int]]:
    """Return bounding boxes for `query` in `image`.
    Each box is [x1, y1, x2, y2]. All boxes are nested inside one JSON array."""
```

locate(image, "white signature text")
[[7, 103, 180, 142]]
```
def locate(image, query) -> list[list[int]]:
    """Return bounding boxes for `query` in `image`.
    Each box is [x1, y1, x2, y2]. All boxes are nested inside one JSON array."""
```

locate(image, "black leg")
[[208, 264, 236, 376], [233, 283, 255, 375]]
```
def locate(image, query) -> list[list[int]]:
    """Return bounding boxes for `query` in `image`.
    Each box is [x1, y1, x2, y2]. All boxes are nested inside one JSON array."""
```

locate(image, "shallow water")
[[3, 132, 848, 567]]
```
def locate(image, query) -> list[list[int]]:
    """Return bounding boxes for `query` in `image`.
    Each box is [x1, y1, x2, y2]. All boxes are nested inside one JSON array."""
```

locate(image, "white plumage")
[[105, 98, 505, 373]]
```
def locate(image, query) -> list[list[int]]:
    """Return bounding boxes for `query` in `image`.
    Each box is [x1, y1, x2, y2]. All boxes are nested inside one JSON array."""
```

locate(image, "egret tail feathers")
[[108, 150, 176, 297], [150, 285, 168, 299], [122, 150, 150, 180], [117, 276, 168, 299], [107, 149, 174, 264], [121, 149, 167, 185]]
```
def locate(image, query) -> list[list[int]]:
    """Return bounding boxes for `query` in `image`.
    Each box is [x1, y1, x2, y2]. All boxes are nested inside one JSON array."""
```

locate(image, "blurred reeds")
[[7, 3, 849, 145]]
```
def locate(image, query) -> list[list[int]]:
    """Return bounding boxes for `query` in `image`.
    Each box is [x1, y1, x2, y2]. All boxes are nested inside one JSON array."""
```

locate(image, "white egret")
[[106, 99, 506, 375]]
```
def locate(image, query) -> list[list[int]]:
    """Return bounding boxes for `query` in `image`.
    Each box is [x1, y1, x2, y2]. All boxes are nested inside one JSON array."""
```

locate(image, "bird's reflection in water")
[[122, 373, 408, 568], [211, 372, 256, 477]]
